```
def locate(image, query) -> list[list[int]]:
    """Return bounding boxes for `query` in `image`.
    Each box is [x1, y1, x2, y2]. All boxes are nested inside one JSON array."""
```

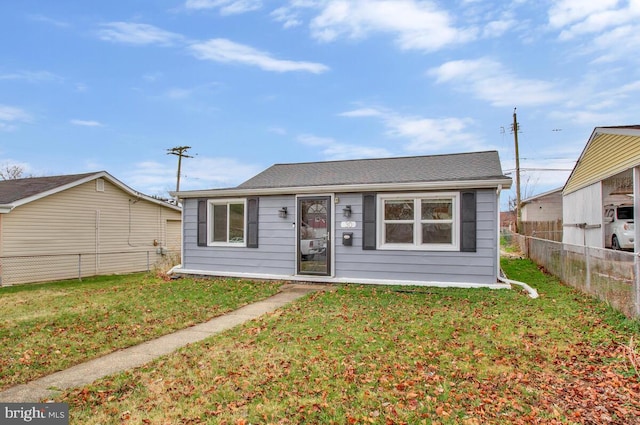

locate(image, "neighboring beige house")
[[562, 125, 640, 250], [519, 188, 563, 241], [0, 171, 182, 285], [521, 188, 563, 222]]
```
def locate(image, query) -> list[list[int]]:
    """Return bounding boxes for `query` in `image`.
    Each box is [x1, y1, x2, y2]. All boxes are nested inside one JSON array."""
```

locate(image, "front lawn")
[[58, 259, 640, 424], [0, 273, 281, 390]]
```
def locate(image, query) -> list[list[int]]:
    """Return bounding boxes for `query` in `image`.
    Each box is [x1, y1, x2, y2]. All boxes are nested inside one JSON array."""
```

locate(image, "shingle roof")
[[238, 151, 506, 189], [0, 172, 181, 212], [0, 172, 98, 204]]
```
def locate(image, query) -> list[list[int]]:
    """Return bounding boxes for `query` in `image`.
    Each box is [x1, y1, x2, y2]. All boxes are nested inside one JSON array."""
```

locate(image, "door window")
[[298, 197, 330, 275]]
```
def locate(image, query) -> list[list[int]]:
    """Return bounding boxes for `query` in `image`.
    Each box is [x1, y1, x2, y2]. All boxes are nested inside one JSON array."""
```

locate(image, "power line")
[[504, 168, 573, 173]]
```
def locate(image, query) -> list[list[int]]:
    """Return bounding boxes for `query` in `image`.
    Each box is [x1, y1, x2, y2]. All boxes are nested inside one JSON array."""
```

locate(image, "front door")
[[297, 197, 331, 275]]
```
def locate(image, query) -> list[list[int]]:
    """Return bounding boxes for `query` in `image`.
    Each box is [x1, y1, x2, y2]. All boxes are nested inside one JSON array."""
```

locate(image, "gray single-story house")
[[172, 151, 512, 288]]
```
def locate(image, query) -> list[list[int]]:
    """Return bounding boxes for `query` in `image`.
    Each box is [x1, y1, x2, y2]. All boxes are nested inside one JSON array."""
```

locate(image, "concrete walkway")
[[0, 283, 331, 403]]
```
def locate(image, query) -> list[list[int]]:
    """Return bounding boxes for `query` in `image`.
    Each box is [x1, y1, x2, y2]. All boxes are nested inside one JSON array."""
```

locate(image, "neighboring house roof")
[[0, 171, 181, 213], [564, 126, 640, 195], [521, 187, 563, 205], [175, 151, 512, 198]]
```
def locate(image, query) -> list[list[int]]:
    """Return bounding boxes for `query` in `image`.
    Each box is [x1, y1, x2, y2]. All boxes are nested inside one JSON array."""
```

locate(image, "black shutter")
[[246, 197, 259, 248], [460, 191, 476, 252], [362, 193, 377, 250], [197, 199, 207, 247]]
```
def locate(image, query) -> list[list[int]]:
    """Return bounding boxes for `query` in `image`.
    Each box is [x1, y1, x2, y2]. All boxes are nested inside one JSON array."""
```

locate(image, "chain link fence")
[[503, 231, 640, 319], [0, 250, 181, 286]]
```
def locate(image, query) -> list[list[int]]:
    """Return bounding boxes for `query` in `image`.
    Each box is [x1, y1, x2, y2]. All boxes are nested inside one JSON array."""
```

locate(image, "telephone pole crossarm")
[[167, 146, 193, 194]]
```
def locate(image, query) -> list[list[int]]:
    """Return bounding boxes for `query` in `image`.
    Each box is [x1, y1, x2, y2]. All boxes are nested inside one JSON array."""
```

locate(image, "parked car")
[[300, 238, 325, 260], [604, 204, 634, 250]]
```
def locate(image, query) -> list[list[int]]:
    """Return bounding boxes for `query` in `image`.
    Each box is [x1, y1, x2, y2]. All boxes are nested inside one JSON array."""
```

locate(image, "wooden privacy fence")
[[519, 219, 563, 242], [504, 231, 639, 319]]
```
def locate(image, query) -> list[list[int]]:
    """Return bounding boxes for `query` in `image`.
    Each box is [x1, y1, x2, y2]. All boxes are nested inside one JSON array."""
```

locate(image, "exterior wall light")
[[278, 207, 288, 218], [342, 205, 352, 218]]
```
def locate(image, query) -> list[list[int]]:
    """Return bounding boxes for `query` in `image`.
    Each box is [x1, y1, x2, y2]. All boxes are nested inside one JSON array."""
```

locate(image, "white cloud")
[[165, 88, 193, 99], [143, 72, 163, 83], [340, 106, 482, 153], [428, 58, 565, 107], [268, 126, 288, 135], [189, 38, 329, 73], [28, 14, 69, 28], [339, 108, 383, 118], [547, 75, 640, 126], [388, 116, 480, 153], [121, 161, 177, 196], [306, 0, 476, 51], [548, 109, 622, 126], [124, 157, 262, 196], [0, 105, 31, 123], [482, 17, 516, 38], [183, 157, 261, 188], [271, 6, 304, 28], [297, 134, 391, 160], [97, 22, 184, 46], [160, 81, 222, 100], [547, 1, 640, 62], [0, 70, 62, 83], [70, 119, 104, 127], [185, 0, 262, 15], [548, 0, 620, 31], [96, 23, 329, 75], [0, 105, 31, 131], [589, 24, 640, 63]]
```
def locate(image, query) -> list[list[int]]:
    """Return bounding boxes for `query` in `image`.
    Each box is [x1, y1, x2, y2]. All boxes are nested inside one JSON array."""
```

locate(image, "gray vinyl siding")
[[183, 196, 296, 276], [182, 189, 499, 285], [333, 190, 497, 284]]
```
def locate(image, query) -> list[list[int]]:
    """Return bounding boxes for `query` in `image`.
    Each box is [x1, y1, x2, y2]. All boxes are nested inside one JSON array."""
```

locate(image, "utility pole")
[[167, 146, 193, 195], [512, 108, 521, 234]]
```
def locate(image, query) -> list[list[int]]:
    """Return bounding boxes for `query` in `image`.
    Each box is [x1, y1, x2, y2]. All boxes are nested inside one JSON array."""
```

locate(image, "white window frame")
[[377, 192, 460, 251], [207, 198, 247, 247]]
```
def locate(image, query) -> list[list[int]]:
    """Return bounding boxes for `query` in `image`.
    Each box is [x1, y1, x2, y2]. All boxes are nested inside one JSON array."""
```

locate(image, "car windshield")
[[617, 206, 634, 220]]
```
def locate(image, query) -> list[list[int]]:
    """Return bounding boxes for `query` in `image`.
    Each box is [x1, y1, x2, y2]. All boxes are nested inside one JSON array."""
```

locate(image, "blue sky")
[[2, 1, 639, 209]]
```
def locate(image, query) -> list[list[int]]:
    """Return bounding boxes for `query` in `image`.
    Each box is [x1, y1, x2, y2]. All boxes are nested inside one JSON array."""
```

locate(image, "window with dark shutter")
[[246, 197, 259, 248], [197, 199, 207, 247], [362, 193, 377, 250], [460, 191, 476, 252], [377, 193, 458, 250]]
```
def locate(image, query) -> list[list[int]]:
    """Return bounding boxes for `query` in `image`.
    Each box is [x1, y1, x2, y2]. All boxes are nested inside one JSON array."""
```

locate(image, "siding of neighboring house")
[[564, 132, 640, 194], [166, 219, 182, 253], [521, 191, 562, 221], [562, 127, 640, 250], [0, 178, 181, 285], [562, 182, 603, 247], [182, 189, 500, 285]]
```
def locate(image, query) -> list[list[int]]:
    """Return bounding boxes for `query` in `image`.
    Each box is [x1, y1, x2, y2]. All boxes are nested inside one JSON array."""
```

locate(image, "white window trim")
[[207, 198, 247, 247], [377, 192, 460, 251]]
